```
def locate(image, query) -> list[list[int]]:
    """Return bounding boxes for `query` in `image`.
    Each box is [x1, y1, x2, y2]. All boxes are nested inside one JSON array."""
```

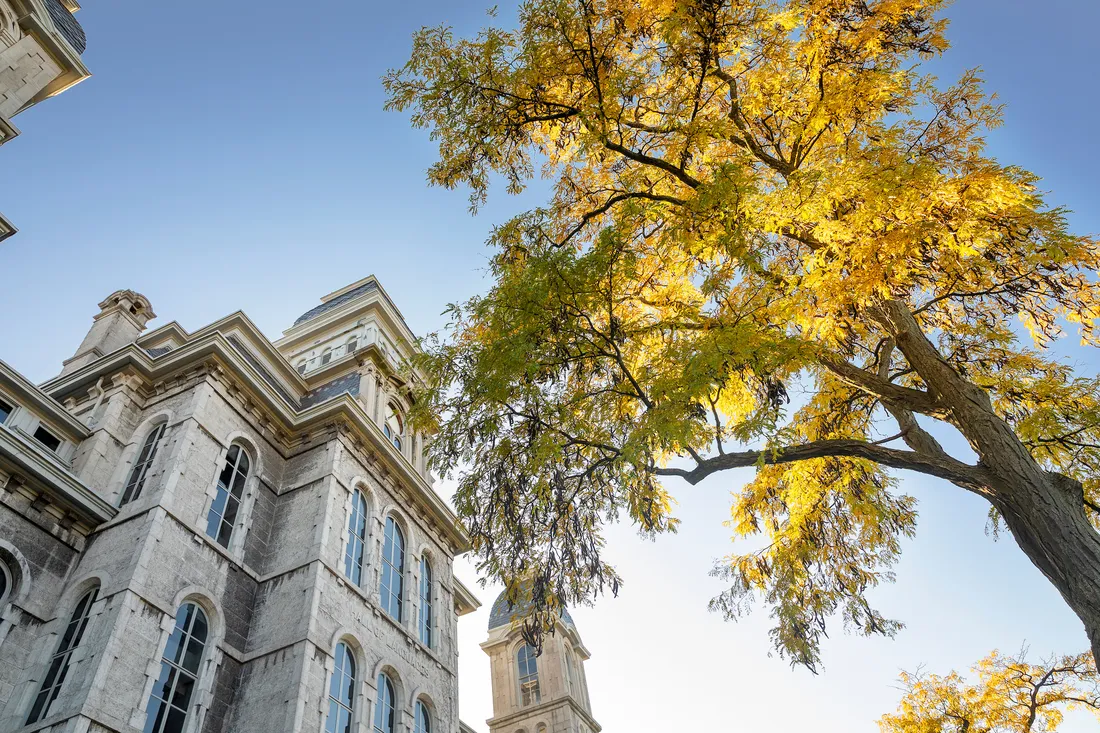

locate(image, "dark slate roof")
[[293, 281, 378, 327], [488, 588, 575, 631], [45, 0, 86, 54], [227, 336, 298, 407], [300, 371, 360, 409], [145, 346, 172, 358]]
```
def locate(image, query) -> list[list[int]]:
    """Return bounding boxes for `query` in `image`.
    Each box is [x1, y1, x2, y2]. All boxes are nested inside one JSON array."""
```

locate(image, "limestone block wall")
[[0, 501, 84, 726], [2, 354, 468, 733], [0, 34, 61, 119]]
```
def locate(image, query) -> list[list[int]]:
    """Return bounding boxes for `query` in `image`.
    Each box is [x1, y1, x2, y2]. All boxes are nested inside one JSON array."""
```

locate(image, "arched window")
[[382, 405, 403, 452], [325, 642, 356, 733], [27, 587, 99, 723], [344, 491, 368, 585], [0, 559, 10, 607], [414, 700, 431, 733], [564, 647, 574, 695], [418, 556, 432, 647], [373, 673, 395, 733], [321, 348, 333, 366], [121, 422, 167, 505], [346, 336, 358, 355], [380, 518, 404, 621], [143, 602, 208, 733], [205, 444, 250, 548], [517, 644, 540, 706]]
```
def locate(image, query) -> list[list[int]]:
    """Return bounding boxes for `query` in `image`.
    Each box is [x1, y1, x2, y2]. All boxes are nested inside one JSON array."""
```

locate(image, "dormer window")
[[297, 361, 307, 375], [346, 336, 358, 354], [382, 405, 403, 452], [33, 425, 61, 452], [321, 348, 333, 366]]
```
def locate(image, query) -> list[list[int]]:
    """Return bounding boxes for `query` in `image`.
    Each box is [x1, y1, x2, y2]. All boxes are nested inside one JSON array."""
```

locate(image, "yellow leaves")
[[880, 649, 1100, 733]]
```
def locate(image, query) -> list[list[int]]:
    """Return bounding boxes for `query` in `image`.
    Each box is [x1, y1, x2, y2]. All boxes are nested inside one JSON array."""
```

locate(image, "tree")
[[880, 649, 1100, 733], [384, 0, 1100, 668]]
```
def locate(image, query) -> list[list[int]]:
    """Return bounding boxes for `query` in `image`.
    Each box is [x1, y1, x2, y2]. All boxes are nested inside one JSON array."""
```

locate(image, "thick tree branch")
[[652, 438, 990, 492]]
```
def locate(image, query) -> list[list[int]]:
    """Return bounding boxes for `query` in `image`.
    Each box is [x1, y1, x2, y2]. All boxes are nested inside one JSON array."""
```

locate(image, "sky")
[[2, 1, 1099, 731]]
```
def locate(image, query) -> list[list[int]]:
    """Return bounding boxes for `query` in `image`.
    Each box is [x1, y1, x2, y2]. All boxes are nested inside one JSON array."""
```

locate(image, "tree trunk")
[[995, 472, 1100, 666], [876, 300, 1100, 663]]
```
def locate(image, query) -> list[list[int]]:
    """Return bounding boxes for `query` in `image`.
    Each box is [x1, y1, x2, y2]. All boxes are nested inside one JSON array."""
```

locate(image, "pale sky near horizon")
[[2, 1, 1099, 731]]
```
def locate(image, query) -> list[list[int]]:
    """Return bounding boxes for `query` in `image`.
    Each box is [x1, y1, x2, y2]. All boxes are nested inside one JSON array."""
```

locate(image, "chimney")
[[59, 290, 155, 377]]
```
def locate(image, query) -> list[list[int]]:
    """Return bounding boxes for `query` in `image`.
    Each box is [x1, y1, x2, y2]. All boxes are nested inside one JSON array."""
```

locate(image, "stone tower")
[[482, 591, 600, 733]]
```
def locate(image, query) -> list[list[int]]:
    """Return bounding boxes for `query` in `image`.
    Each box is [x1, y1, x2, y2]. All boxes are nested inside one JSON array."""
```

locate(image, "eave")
[[40, 336, 470, 553], [0, 424, 115, 524], [454, 577, 482, 616], [0, 358, 91, 439]]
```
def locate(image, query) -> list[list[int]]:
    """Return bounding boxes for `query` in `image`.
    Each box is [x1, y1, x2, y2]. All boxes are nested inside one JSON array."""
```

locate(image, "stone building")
[[0, 0, 91, 241], [482, 593, 600, 733], [0, 277, 601, 733]]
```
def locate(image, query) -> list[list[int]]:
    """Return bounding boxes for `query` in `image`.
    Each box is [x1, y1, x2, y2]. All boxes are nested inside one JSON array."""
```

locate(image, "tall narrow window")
[[121, 423, 167, 505], [373, 673, 395, 733], [143, 602, 208, 733], [344, 491, 368, 585], [382, 406, 403, 452], [0, 397, 12, 424], [418, 557, 432, 647], [321, 348, 333, 366], [325, 642, 356, 733], [379, 518, 404, 621], [517, 644, 541, 706], [205, 444, 250, 548], [346, 337, 358, 354], [414, 700, 431, 733], [27, 587, 99, 723]]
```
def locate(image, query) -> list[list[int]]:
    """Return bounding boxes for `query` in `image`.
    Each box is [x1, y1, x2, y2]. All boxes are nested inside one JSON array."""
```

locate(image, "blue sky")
[[2, 1, 1099, 730]]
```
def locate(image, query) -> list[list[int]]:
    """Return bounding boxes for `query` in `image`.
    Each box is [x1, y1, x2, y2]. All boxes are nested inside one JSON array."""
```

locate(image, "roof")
[[44, 0, 86, 54], [488, 588, 574, 632], [293, 280, 378, 326]]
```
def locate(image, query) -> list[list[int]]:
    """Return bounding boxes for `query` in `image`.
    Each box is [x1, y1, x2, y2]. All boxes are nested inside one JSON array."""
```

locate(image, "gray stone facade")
[[0, 280, 482, 733]]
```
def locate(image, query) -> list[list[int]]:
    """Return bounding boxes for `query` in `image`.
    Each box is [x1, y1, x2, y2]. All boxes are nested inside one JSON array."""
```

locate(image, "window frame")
[[517, 643, 541, 707], [205, 443, 251, 549], [343, 490, 369, 586], [120, 422, 167, 506], [373, 673, 396, 733], [382, 404, 403, 453], [414, 699, 431, 733], [142, 601, 209, 733], [379, 517, 405, 622], [0, 559, 10, 607], [32, 424, 61, 452], [418, 556, 433, 648], [26, 586, 99, 724], [325, 641, 357, 733]]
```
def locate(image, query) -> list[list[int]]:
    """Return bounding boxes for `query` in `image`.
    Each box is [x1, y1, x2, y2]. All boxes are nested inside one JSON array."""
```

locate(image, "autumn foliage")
[[385, 0, 1100, 668]]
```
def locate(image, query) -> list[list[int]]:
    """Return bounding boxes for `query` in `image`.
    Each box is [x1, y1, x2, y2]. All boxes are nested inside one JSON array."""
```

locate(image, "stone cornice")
[[38, 336, 469, 552], [0, 358, 91, 439], [454, 577, 482, 616], [0, 424, 115, 523]]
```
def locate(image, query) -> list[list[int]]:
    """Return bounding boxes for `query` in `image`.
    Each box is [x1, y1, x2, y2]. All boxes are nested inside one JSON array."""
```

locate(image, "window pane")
[[0, 398, 12, 424], [27, 588, 98, 723], [143, 697, 168, 733], [33, 425, 61, 451], [381, 519, 404, 621]]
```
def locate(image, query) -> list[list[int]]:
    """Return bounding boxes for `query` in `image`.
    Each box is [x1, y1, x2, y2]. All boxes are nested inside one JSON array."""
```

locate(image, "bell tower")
[[482, 590, 601, 733]]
